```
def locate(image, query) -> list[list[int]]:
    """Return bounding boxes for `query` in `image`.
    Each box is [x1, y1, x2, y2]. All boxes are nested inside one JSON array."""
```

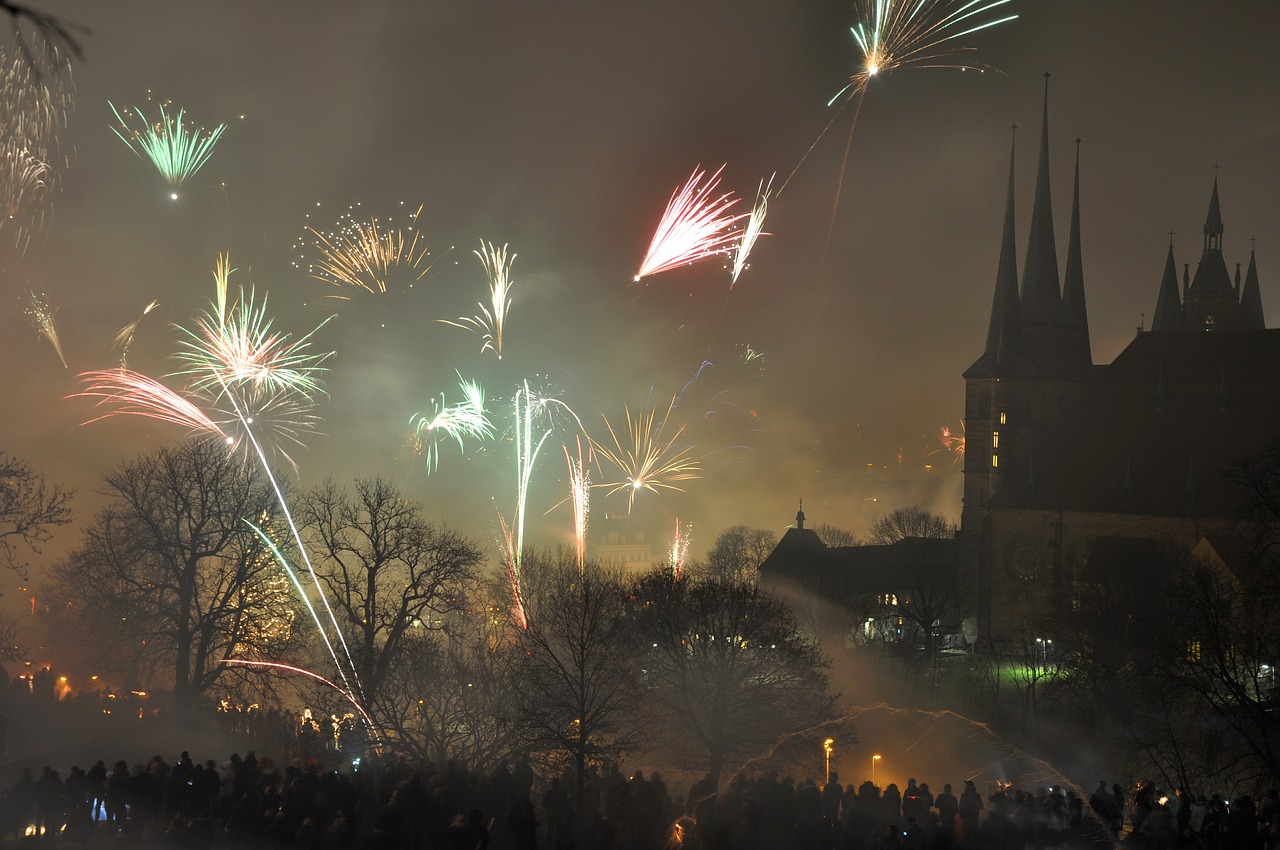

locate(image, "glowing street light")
[[824, 738, 835, 784], [871, 753, 883, 786]]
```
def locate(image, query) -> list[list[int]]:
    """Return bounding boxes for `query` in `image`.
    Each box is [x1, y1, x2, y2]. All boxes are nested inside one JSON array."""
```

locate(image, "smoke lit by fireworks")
[[563, 437, 591, 573], [113, 299, 159, 367], [409, 374, 493, 474], [0, 38, 71, 254], [109, 99, 226, 196], [221, 657, 378, 742], [22, 289, 67, 367], [635, 164, 747, 282], [833, 0, 1018, 103], [439, 241, 515, 360], [298, 202, 438, 298], [730, 174, 773, 286], [591, 396, 701, 512]]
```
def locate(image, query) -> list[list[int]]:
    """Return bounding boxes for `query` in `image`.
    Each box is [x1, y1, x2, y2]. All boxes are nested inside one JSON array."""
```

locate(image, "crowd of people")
[[0, 749, 1276, 850]]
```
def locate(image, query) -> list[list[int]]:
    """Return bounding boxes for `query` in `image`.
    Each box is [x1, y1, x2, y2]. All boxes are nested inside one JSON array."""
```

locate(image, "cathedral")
[[961, 80, 1279, 646]]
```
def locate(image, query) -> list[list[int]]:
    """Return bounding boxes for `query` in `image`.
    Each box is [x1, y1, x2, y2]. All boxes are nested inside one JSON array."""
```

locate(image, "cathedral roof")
[[986, 329, 1280, 518]]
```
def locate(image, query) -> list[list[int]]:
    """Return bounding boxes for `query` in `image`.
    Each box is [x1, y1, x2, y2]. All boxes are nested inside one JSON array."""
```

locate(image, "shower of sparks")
[[635, 164, 747, 282], [109, 100, 226, 193], [669, 518, 691, 580], [72, 368, 228, 439], [591, 396, 701, 512], [439, 241, 515, 360], [298, 202, 438, 298], [409, 374, 493, 474], [112, 299, 159, 367], [730, 174, 774, 286], [22, 289, 67, 367], [832, 0, 1018, 103], [0, 38, 71, 254], [563, 437, 591, 573]]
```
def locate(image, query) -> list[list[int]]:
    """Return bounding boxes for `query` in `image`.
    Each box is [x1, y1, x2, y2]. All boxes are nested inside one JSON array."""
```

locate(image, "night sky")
[[3, 1, 1279, 622]]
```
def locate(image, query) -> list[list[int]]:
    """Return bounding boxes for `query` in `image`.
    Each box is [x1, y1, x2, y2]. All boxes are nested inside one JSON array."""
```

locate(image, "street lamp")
[[871, 753, 882, 786], [1035, 637, 1053, 670], [824, 738, 835, 784]]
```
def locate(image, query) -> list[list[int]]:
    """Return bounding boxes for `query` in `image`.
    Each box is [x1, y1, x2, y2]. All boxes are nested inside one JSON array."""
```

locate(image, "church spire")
[[1061, 137, 1090, 363], [1239, 249, 1265, 329], [1152, 243, 1183, 331], [978, 125, 1024, 372], [1204, 174, 1224, 251], [1020, 73, 1062, 324]]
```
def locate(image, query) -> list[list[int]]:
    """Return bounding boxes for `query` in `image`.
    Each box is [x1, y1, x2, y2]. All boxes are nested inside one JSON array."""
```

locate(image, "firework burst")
[[635, 164, 747, 282], [298, 202, 438, 298], [439, 240, 516, 360], [408, 374, 493, 474], [0, 37, 72, 254], [833, 0, 1017, 102], [73, 368, 228, 439], [933, 419, 966, 466], [591, 396, 701, 512], [109, 99, 226, 195], [22, 288, 67, 367]]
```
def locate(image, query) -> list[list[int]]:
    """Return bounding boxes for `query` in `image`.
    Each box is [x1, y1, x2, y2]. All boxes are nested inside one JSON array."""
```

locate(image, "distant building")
[[591, 511, 655, 572], [961, 78, 1277, 647]]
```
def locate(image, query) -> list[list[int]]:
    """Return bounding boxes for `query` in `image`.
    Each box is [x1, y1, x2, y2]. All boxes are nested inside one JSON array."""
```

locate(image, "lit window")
[[1187, 640, 1201, 663], [992, 430, 1000, 449], [999, 410, 1007, 425], [991, 454, 999, 468]]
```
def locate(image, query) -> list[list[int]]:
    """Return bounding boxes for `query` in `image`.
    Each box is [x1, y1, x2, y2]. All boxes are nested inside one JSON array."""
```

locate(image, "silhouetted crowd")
[[3, 751, 1280, 850]]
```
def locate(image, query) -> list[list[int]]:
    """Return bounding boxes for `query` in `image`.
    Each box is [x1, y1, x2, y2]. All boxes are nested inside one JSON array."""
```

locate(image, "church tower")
[[1149, 177, 1265, 332], [962, 80, 1095, 630]]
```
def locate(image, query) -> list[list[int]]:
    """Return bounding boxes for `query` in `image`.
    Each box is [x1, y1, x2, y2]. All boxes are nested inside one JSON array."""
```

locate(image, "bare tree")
[[814, 523, 858, 548], [866, 506, 955, 544], [630, 568, 833, 789], [45, 440, 298, 709], [514, 552, 640, 823], [0, 447, 72, 577], [705, 525, 778, 582], [295, 476, 484, 717]]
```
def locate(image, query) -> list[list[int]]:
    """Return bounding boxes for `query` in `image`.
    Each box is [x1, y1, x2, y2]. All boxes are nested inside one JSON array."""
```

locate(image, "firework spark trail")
[[109, 100, 226, 194], [73, 368, 228, 438], [669, 518, 691, 580], [22, 288, 67, 367], [562, 437, 591, 573], [113, 299, 159, 367], [730, 174, 774, 286], [300, 202, 437, 297], [635, 164, 748, 282], [242, 521, 366, 715], [931, 419, 966, 466], [408, 374, 492, 474], [591, 396, 701, 513], [0, 38, 72, 254], [493, 504, 527, 630], [439, 241, 516, 360], [220, 657, 379, 744]]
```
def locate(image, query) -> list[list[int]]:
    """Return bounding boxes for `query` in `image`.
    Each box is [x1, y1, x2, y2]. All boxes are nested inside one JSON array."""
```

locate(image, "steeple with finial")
[[1020, 73, 1062, 326], [1061, 136, 1091, 365], [1152, 234, 1183, 332], [795, 499, 805, 530]]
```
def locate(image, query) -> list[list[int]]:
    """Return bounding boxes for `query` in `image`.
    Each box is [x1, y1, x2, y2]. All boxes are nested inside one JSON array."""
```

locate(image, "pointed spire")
[[1239, 249, 1265, 329], [1020, 73, 1062, 323], [978, 125, 1024, 371], [1062, 137, 1091, 363], [1204, 174, 1224, 251], [1152, 244, 1183, 331]]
